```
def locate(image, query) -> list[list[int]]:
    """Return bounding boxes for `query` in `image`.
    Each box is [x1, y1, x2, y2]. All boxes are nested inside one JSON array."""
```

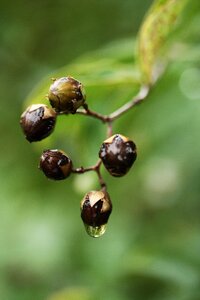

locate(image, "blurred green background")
[[1, 0, 200, 299]]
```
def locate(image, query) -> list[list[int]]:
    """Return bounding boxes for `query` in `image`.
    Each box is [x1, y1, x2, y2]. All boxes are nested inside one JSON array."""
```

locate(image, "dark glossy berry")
[[48, 76, 86, 113], [99, 134, 137, 177], [39, 149, 72, 180], [20, 104, 56, 142], [81, 190, 112, 237]]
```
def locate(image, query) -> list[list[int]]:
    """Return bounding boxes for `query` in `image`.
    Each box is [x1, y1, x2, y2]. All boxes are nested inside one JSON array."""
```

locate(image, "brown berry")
[[48, 76, 86, 113], [81, 190, 112, 238], [39, 149, 72, 180], [20, 104, 56, 142], [99, 134, 137, 177]]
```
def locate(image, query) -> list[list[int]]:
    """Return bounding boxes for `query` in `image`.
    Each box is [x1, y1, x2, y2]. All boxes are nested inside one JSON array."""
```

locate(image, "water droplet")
[[84, 224, 107, 238]]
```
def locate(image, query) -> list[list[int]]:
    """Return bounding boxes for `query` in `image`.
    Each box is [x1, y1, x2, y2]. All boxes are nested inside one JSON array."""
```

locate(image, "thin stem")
[[108, 85, 150, 121], [76, 103, 109, 123], [75, 84, 150, 124], [107, 121, 113, 138], [72, 159, 101, 174], [94, 159, 106, 189], [72, 166, 95, 174], [72, 159, 106, 189], [64, 84, 151, 191]]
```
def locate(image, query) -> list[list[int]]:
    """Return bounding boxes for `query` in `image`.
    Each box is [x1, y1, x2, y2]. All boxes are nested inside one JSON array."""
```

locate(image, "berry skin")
[[81, 190, 112, 227], [48, 76, 86, 113], [39, 149, 72, 180], [20, 104, 56, 142], [99, 134, 137, 177]]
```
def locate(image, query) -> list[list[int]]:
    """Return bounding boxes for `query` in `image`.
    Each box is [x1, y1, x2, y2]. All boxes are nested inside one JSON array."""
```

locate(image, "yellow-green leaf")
[[139, 0, 188, 84]]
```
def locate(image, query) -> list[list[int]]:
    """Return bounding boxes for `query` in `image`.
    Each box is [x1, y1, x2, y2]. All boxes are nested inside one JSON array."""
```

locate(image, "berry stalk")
[[20, 75, 155, 238]]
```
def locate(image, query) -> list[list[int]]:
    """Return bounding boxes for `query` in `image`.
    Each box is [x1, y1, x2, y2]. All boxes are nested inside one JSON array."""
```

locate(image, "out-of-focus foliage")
[[0, 0, 200, 300]]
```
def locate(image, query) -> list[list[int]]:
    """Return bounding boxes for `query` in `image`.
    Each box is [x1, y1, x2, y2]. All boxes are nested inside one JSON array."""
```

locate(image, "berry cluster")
[[20, 76, 138, 238]]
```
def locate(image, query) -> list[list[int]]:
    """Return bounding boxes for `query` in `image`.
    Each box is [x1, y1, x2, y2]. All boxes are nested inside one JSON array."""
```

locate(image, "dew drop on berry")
[[84, 224, 107, 238]]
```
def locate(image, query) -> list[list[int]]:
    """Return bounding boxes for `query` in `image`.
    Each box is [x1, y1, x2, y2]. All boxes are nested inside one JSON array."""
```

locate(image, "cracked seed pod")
[[20, 104, 56, 142], [39, 149, 72, 180], [48, 76, 86, 113], [81, 190, 112, 238], [99, 134, 137, 177]]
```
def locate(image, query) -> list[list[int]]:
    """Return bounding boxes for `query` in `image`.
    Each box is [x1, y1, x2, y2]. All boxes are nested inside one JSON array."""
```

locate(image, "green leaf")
[[47, 287, 92, 300], [138, 0, 188, 84], [25, 39, 140, 109]]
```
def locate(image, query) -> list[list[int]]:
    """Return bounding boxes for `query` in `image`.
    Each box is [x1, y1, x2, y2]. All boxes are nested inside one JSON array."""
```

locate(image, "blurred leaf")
[[47, 287, 92, 300], [25, 39, 140, 109], [123, 252, 199, 288], [138, 0, 188, 84]]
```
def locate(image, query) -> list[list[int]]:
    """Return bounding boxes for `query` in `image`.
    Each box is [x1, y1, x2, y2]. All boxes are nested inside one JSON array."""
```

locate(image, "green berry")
[[48, 76, 86, 113]]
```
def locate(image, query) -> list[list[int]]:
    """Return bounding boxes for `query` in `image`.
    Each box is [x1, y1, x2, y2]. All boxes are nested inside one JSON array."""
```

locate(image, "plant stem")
[[66, 84, 151, 190], [77, 103, 109, 123], [76, 84, 150, 123], [72, 159, 106, 189], [107, 121, 113, 138], [108, 84, 150, 121]]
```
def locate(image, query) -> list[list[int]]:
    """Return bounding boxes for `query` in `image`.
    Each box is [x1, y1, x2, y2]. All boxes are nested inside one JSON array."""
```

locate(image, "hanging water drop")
[[80, 190, 112, 238], [84, 224, 107, 238]]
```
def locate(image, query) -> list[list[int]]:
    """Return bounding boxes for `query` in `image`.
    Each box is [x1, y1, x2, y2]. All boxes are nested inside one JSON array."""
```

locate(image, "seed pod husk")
[[20, 104, 56, 142], [39, 149, 72, 180], [81, 190, 112, 237], [99, 134, 137, 177]]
